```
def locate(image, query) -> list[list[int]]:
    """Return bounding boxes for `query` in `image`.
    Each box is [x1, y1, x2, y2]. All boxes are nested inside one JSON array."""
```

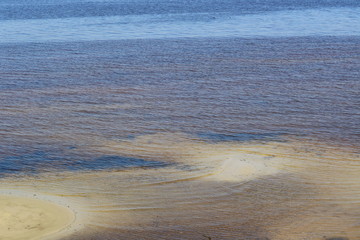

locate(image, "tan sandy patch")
[[0, 195, 74, 240]]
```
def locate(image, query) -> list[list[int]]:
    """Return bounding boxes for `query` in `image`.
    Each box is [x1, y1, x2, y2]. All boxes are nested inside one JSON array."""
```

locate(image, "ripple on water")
[[1, 134, 358, 239]]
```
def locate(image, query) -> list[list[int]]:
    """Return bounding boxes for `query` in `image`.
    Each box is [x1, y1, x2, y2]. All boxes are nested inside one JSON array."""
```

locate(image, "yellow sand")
[[0, 195, 74, 240]]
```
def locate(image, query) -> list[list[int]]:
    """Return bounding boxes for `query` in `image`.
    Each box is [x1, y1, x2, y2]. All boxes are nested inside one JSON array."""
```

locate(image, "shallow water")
[[1, 0, 360, 239], [1, 36, 359, 240], [1, 135, 359, 240]]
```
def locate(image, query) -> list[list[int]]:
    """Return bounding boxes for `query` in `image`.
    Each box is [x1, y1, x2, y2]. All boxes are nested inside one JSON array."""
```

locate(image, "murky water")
[[1, 0, 360, 239]]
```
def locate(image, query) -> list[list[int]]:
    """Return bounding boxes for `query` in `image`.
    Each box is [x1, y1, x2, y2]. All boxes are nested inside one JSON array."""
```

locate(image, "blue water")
[[1, 0, 360, 43], [1, 1, 360, 239], [0, 151, 166, 175]]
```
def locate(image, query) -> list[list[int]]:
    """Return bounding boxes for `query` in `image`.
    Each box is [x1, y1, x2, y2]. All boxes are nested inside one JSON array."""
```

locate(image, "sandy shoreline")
[[0, 194, 75, 240]]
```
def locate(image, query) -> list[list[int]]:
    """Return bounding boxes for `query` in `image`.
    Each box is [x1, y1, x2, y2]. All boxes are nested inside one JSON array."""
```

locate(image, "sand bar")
[[0, 194, 74, 240]]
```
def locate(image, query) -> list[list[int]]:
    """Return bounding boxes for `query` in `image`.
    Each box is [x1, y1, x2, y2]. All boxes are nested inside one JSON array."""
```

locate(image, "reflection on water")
[[1, 0, 360, 43], [2, 7, 360, 43], [0, 36, 359, 239]]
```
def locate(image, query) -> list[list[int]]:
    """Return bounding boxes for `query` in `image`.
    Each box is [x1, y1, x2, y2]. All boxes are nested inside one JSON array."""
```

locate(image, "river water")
[[0, 0, 359, 239]]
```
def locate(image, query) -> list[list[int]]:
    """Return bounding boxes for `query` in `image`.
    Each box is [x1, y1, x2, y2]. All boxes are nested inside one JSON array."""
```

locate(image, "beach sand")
[[0, 195, 74, 240]]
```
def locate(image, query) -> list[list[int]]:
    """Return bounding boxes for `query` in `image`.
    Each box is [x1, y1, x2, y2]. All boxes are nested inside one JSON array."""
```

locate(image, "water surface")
[[0, 0, 360, 239], [1, 0, 360, 42]]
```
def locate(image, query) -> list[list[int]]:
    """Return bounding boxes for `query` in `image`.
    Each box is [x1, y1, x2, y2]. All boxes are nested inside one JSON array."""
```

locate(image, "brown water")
[[0, 37, 360, 239]]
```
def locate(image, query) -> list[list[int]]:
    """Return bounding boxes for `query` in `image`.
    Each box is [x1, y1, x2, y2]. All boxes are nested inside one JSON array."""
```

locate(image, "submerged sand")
[[0, 135, 359, 239], [0, 195, 74, 240]]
